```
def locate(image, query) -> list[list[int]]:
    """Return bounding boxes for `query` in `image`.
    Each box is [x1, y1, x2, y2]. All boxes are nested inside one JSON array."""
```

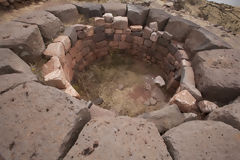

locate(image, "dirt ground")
[[72, 52, 170, 117]]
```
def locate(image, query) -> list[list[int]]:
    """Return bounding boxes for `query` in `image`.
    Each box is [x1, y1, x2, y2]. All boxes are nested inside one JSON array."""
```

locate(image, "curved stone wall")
[[0, 2, 240, 160]]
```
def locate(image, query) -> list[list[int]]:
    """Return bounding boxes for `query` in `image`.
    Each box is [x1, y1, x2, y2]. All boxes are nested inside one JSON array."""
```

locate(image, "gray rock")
[[192, 49, 240, 103], [185, 27, 232, 55], [0, 48, 32, 74], [74, 2, 104, 18], [146, 8, 171, 31], [0, 73, 37, 93], [0, 81, 90, 160], [208, 103, 240, 130], [139, 104, 184, 134], [102, 2, 126, 16], [127, 4, 149, 25], [183, 112, 197, 122], [63, 26, 78, 45], [163, 120, 240, 160], [46, 4, 79, 24], [0, 21, 45, 60], [64, 116, 172, 160], [15, 10, 63, 41], [165, 16, 200, 42]]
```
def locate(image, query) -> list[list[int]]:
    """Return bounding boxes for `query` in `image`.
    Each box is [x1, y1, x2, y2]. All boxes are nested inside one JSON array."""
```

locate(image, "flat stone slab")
[[0, 21, 45, 60], [192, 49, 240, 103], [163, 120, 240, 160], [0, 81, 90, 160], [0, 48, 32, 74], [139, 104, 184, 134], [146, 8, 171, 31], [46, 4, 79, 24], [127, 4, 149, 25], [15, 10, 63, 40], [208, 102, 240, 130], [74, 2, 104, 18], [64, 116, 172, 160], [102, 2, 126, 16], [185, 27, 232, 54], [165, 16, 199, 42]]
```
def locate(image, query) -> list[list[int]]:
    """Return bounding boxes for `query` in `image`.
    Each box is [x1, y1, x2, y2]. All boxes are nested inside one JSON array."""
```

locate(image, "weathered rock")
[[165, 16, 199, 42], [170, 90, 197, 113], [147, 8, 171, 31], [127, 4, 149, 25], [46, 4, 79, 24], [42, 56, 67, 89], [43, 42, 65, 63], [183, 112, 198, 122], [150, 32, 159, 42], [0, 73, 37, 94], [208, 103, 240, 130], [102, 2, 126, 16], [198, 100, 218, 114], [64, 116, 172, 160], [192, 49, 240, 103], [0, 81, 90, 160], [53, 35, 71, 52], [74, 2, 104, 18], [180, 66, 202, 100], [113, 16, 128, 29], [154, 75, 165, 87], [63, 81, 80, 98], [139, 104, 184, 134], [64, 26, 78, 45], [0, 21, 45, 60], [185, 27, 232, 55], [143, 26, 153, 39], [149, 21, 158, 31], [103, 13, 113, 23], [89, 104, 116, 119], [0, 48, 32, 75], [15, 10, 63, 41], [163, 120, 240, 160], [94, 17, 105, 26]]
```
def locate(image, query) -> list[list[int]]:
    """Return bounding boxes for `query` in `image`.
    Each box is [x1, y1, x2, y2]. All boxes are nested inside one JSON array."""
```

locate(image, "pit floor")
[[72, 51, 171, 117]]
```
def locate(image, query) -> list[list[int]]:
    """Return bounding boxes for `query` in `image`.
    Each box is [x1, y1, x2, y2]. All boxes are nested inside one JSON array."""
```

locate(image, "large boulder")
[[185, 27, 232, 55], [0, 21, 45, 60], [102, 2, 126, 16], [64, 116, 172, 160], [127, 4, 149, 25], [15, 10, 63, 41], [192, 49, 240, 103], [0, 48, 36, 93], [46, 4, 79, 24], [0, 48, 32, 74], [165, 16, 199, 42], [163, 120, 240, 160], [0, 81, 90, 160], [146, 8, 171, 31], [208, 103, 240, 130], [74, 2, 104, 18], [139, 104, 184, 134]]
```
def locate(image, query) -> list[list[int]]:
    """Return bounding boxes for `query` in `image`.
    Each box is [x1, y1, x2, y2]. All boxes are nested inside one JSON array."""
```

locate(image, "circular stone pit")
[[0, 2, 240, 160]]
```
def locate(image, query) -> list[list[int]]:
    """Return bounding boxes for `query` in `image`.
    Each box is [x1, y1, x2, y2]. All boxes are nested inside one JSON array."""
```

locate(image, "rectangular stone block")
[[94, 17, 105, 26], [130, 25, 143, 32], [113, 16, 128, 29]]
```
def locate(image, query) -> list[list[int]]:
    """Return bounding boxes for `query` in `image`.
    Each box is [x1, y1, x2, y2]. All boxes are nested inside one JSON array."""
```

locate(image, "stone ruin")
[[0, 2, 240, 160]]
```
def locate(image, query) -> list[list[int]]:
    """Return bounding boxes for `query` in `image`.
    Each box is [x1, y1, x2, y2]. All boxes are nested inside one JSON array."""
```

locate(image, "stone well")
[[0, 2, 240, 160]]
